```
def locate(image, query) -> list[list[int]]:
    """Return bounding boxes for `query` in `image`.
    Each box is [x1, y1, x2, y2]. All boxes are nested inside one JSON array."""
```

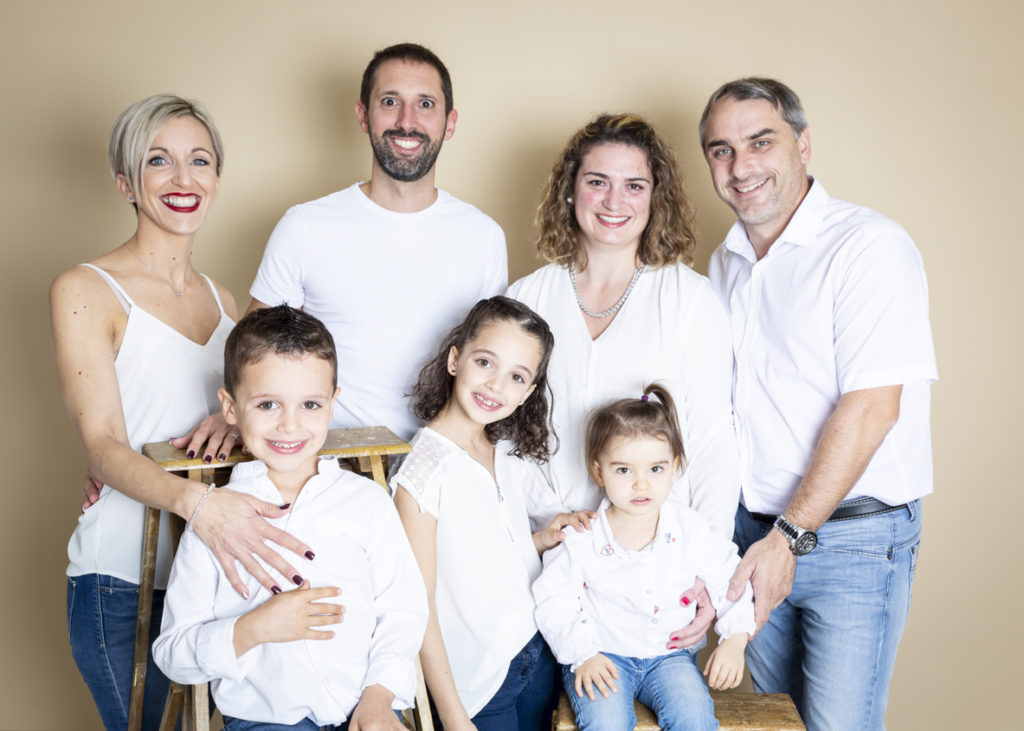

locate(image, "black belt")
[[749, 497, 907, 525]]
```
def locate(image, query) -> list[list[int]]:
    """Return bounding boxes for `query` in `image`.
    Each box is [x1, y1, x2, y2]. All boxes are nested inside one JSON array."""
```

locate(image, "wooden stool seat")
[[132, 427, 431, 731], [553, 690, 805, 730]]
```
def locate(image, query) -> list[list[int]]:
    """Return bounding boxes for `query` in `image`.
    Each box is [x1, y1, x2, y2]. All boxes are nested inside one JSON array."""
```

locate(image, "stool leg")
[[369, 455, 387, 489], [129, 506, 161, 731]]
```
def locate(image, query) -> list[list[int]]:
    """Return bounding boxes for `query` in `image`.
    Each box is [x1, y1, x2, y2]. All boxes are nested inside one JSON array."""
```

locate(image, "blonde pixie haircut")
[[108, 94, 224, 204], [535, 113, 696, 270]]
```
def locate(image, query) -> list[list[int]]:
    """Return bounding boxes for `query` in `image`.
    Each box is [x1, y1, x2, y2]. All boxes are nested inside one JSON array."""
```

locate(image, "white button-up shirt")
[[508, 263, 741, 536], [533, 499, 754, 670], [153, 458, 427, 726], [708, 179, 938, 515]]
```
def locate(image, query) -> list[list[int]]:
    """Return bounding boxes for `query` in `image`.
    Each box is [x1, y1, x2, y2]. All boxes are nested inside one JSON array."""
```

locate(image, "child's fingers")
[[574, 673, 585, 699]]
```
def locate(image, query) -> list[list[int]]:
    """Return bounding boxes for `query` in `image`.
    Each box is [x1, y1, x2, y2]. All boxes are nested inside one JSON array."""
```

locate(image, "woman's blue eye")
[[148, 156, 167, 166], [192, 158, 209, 166]]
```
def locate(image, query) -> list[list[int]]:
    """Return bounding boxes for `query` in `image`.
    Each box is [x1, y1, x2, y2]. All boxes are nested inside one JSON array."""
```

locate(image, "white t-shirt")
[[250, 184, 508, 440], [708, 179, 938, 515], [507, 263, 741, 536], [390, 427, 543, 717], [533, 498, 754, 670], [153, 458, 427, 726]]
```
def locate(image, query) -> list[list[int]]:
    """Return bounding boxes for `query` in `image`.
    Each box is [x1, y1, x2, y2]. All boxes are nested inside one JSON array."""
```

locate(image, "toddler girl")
[[392, 296, 587, 731], [533, 384, 755, 730]]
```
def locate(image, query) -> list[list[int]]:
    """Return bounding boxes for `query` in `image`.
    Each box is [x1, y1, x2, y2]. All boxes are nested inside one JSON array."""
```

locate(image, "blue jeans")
[[563, 650, 717, 730], [222, 716, 349, 731], [734, 501, 921, 731], [469, 632, 559, 731], [67, 574, 171, 730]]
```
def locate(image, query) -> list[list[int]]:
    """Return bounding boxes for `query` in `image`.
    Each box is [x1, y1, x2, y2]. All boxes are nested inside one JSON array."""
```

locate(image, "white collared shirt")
[[708, 179, 938, 515], [153, 458, 428, 726], [533, 499, 754, 670], [508, 263, 741, 536], [390, 427, 543, 717]]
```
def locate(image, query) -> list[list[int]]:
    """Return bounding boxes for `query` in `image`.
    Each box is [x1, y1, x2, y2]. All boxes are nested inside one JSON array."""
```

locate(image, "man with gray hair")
[[700, 78, 937, 729]]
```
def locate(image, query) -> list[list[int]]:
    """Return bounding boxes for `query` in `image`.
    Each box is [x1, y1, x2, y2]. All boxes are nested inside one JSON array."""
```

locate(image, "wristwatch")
[[773, 515, 818, 555]]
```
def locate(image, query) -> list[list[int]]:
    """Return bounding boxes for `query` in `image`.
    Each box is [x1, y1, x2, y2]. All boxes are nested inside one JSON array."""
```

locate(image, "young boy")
[[153, 305, 428, 731]]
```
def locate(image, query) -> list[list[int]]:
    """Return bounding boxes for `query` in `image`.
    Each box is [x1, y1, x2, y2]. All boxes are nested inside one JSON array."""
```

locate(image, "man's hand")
[[191, 487, 315, 598], [574, 654, 619, 701], [666, 580, 714, 650], [349, 684, 406, 731], [170, 411, 243, 464], [727, 529, 795, 631], [232, 581, 342, 656]]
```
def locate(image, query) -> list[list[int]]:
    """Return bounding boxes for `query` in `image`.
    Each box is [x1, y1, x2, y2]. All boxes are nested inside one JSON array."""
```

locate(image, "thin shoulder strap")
[[79, 263, 133, 314], [199, 273, 227, 317]]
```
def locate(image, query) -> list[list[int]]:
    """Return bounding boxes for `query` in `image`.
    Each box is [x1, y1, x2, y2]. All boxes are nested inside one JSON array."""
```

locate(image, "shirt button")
[[651, 618, 658, 625]]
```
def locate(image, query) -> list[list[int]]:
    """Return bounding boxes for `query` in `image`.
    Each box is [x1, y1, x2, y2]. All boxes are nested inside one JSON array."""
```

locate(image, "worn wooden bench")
[[129, 426, 432, 731], [552, 689, 805, 730]]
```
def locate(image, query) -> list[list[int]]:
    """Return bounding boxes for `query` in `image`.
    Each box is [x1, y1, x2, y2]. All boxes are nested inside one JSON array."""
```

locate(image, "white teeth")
[[475, 394, 500, 407], [162, 194, 199, 206], [736, 179, 767, 194], [597, 214, 628, 224], [393, 139, 421, 150], [270, 440, 301, 448]]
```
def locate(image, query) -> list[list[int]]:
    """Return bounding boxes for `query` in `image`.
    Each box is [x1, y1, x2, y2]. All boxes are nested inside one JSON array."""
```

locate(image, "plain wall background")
[[2, 1, 1019, 728]]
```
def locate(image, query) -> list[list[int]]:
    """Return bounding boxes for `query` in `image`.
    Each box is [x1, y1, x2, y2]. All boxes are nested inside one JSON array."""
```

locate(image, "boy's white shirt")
[[152, 457, 428, 726], [533, 498, 755, 671]]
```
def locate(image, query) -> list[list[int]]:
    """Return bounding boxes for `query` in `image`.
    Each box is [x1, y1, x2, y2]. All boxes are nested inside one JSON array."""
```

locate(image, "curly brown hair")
[[411, 296, 556, 462], [535, 113, 696, 270], [584, 383, 686, 481]]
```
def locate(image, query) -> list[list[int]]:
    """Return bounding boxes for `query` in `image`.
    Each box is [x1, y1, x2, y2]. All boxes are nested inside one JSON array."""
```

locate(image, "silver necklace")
[[569, 263, 645, 318], [127, 244, 192, 297]]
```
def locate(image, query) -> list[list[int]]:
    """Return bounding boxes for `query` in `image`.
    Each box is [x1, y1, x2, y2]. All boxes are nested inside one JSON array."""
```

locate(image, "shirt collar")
[[239, 455, 344, 504], [723, 177, 828, 262], [590, 497, 683, 559]]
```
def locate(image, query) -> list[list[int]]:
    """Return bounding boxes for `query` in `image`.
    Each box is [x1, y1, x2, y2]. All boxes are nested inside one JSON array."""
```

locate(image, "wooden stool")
[[552, 690, 805, 730], [130, 426, 432, 731]]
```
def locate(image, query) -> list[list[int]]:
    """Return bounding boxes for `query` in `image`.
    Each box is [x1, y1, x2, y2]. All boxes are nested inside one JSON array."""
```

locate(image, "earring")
[[566, 196, 573, 204], [128, 195, 135, 203]]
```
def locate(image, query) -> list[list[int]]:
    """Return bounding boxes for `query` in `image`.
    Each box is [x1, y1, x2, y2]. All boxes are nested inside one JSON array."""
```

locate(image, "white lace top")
[[390, 427, 544, 716]]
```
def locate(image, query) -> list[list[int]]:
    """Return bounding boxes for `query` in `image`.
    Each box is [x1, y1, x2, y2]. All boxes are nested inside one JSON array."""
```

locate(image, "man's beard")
[[369, 128, 444, 183]]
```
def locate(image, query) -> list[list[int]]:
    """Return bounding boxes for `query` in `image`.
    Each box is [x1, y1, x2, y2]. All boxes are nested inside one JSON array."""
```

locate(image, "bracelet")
[[187, 484, 216, 532]]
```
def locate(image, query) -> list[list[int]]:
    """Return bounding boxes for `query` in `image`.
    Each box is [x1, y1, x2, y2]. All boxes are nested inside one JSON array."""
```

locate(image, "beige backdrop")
[[2, 1, 1019, 729]]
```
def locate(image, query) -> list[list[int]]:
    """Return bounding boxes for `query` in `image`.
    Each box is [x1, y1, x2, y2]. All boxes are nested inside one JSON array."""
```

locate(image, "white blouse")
[[533, 498, 755, 670], [508, 263, 741, 536], [390, 427, 544, 716]]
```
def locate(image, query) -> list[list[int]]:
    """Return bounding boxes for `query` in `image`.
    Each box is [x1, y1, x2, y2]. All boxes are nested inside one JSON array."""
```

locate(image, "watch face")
[[794, 531, 818, 555]]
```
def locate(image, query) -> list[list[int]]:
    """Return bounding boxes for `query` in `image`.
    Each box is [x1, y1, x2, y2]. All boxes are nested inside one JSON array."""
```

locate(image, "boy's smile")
[[219, 353, 339, 501]]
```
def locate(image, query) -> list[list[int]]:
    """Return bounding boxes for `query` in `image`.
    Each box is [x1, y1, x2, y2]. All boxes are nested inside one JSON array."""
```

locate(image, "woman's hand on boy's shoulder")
[[533, 510, 596, 554]]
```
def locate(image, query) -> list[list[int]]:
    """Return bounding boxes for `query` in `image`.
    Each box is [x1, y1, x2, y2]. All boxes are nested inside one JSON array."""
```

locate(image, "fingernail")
[[203, 455, 213, 464], [681, 597, 691, 606], [304, 550, 315, 560], [292, 575, 303, 585], [280, 503, 291, 509], [670, 636, 680, 641], [186, 450, 195, 459], [271, 585, 282, 595], [217, 453, 227, 462]]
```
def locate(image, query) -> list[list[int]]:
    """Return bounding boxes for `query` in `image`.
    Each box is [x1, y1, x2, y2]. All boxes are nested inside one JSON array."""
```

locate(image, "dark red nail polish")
[[305, 551, 315, 560], [280, 503, 291, 510], [271, 586, 282, 595], [681, 596, 691, 606], [203, 454, 213, 464], [217, 453, 227, 462], [292, 575, 303, 585], [186, 450, 195, 459]]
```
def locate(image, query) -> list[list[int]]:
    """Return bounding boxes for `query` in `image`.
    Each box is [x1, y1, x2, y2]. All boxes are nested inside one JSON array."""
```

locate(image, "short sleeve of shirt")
[[833, 221, 937, 393], [249, 206, 307, 308], [389, 434, 448, 517]]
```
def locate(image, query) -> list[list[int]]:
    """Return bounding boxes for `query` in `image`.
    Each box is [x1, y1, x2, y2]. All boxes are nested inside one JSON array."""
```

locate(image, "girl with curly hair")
[[392, 296, 591, 731]]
